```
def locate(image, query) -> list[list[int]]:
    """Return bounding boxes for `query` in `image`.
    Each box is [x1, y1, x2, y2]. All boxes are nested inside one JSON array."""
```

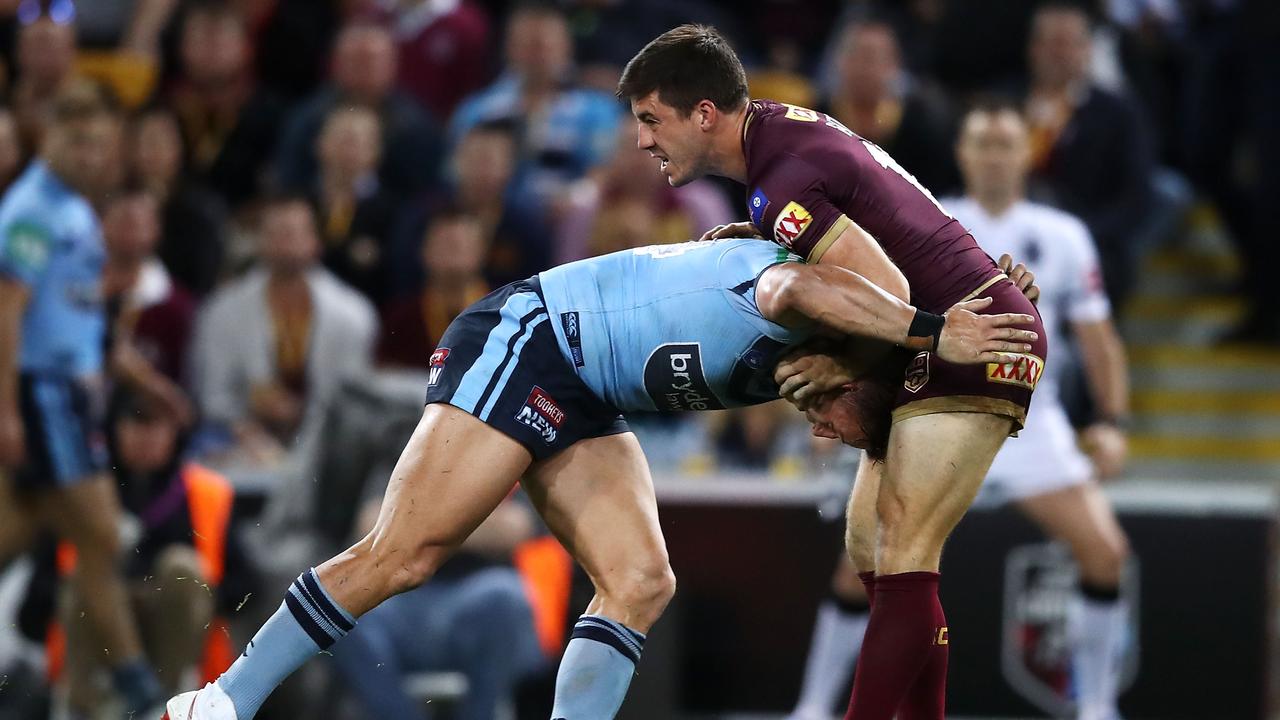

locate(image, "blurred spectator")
[[376, 0, 492, 120], [390, 121, 552, 294], [128, 106, 228, 298], [309, 104, 401, 303], [1021, 2, 1153, 308], [101, 187, 195, 426], [11, 2, 77, 153], [556, 125, 734, 262], [747, 39, 818, 110], [332, 489, 547, 720], [273, 20, 441, 197], [0, 106, 23, 194], [449, 1, 621, 216], [61, 387, 255, 710], [816, 19, 959, 195], [193, 196, 376, 458], [247, 0, 342, 101], [709, 403, 808, 475], [167, 0, 284, 209], [377, 207, 489, 369]]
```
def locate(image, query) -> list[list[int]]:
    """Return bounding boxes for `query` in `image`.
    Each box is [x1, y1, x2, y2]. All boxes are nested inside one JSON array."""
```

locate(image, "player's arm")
[[1073, 317, 1130, 479], [0, 277, 28, 466], [756, 262, 1036, 362]]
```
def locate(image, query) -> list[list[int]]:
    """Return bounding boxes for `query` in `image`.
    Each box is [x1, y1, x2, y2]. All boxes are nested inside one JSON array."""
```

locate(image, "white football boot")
[[161, 683, 238, 720]]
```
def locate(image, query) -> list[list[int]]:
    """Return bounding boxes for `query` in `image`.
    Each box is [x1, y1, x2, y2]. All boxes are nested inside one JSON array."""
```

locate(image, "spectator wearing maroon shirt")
[[308, 103, 401, 304], [377, 207, 489, 370], [101, 187, 196, 426], [1021, 3, 1153, 308], [377, 0, 492, 120], [128, 106, 228, 298], [273, 20, 442, 198], [165, 0, 285, 210], [815, 19, 959, 197]]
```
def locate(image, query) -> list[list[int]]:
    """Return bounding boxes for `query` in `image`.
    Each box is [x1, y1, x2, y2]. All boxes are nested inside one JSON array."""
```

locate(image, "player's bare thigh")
[[1016, 481, 1130, 586], [522, 431, 674, 632], [317, 403, 533, 616], [875, 411, 1013, 574], [844, 455, 882, 574]]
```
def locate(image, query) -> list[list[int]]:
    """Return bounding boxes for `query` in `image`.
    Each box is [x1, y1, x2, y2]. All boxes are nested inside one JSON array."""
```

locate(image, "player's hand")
[[0, 404, 25, 468], [937, 297, 1038, 365], [1082, 422, 1128, 480], [773, 347, 857, 410], [998, 254, 1041, 305], [698, 222, 763, 242]]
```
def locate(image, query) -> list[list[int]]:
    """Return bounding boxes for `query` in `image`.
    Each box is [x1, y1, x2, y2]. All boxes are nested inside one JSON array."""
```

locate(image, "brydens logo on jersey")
[[643, 343, 725, 411], [428, 348, 449, 386], [515, 386, 564, 444], [773, 201, 813, 248]]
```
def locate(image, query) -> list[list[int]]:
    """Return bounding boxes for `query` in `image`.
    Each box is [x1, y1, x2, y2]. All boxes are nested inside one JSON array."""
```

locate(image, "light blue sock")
[[217, 569, 356, 718], [551, 614, 646, 720]]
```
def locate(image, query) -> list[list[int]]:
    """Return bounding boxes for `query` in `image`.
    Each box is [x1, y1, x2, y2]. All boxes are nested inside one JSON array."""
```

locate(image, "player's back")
[[537, 239, 810, 412], [0, 161, 105, 376], [742, 99, 1000, 311]]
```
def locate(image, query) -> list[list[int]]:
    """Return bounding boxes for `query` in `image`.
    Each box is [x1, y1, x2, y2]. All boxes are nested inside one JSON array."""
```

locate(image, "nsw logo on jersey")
[[772, 201, 812, 248], [643, 343, 725, 411], [986, 353, 1044, 391], [748, 188, 769, 227], [428, 348, 450, 387], [515, 386, 564, 444]]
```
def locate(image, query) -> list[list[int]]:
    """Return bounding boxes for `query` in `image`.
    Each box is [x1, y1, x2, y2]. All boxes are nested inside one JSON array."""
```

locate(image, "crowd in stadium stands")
[[0, 0, 1275, 717]]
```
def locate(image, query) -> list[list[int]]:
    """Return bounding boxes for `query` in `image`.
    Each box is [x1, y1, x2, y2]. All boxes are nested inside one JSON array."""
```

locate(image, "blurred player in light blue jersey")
[[166, 235, 1039, 719], [0, 80, 166, 717]]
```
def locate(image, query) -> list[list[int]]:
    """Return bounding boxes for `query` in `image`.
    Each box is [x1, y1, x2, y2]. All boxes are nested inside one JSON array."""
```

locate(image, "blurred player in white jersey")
[[787, 98, 1133, 720]]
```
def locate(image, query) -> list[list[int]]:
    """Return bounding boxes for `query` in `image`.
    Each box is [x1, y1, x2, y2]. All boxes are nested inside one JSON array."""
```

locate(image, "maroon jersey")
[[743, 100, 999, 312]]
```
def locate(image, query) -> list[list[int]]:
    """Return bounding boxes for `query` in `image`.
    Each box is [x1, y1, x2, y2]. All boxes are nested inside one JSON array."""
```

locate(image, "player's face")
[[957, 110, 1030, 200], [630, 91, 709, 187], [47, 115, 123, 197], [804, 392, 870, 449]]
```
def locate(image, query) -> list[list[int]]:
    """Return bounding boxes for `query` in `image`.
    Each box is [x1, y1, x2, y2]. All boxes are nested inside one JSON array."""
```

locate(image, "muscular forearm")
[[1075, 319, 1129, 420], [784, 264, 926, 348]]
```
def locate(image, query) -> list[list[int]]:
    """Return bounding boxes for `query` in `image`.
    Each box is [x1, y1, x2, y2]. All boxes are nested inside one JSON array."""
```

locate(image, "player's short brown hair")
[[617, 24, 749, 115]]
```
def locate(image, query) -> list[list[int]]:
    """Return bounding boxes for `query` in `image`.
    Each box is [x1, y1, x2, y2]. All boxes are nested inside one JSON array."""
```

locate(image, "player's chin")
[[664, 166, 695, 187]]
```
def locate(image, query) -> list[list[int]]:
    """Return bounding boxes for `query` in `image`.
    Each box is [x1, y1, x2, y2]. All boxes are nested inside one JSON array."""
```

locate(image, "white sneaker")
[[161, 683, 239, 720]]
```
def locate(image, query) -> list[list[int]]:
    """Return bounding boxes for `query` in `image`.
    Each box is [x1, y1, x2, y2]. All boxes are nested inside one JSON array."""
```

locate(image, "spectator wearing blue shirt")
[[449, 1, 622, 218], [0, 80, 165, 718]]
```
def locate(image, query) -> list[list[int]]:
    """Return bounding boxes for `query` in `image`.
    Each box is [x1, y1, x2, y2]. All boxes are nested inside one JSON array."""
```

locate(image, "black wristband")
[[907, 309, 945, 352], [1098, 415, 1132, 431]]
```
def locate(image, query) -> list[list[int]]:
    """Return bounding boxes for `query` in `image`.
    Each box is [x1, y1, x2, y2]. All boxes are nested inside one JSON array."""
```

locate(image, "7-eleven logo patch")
[[772, 201, 813, 248]]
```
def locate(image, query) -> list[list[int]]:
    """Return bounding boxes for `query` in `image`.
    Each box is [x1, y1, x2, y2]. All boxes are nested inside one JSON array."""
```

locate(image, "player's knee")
[[382, 543, 452, 596], [605, 560, 676, 621], [152, 544, 204, 582], [1077, 533, 1131, 587], [844, 523, 876, 574]]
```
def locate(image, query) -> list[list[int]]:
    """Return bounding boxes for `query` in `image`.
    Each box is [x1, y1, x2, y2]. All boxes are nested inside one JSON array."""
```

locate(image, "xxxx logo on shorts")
[[986, 353, 1044, 391], [772, 201, 812, 248], [903, 351, 930, 394]]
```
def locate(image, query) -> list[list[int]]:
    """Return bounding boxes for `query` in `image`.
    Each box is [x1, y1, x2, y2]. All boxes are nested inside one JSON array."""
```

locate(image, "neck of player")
[[710, 106, 751, 184]]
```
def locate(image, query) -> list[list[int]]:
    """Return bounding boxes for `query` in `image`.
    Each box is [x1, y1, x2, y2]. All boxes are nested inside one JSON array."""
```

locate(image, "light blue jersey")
[[538, 239, 812, 412], [0, 162, 105, 376]]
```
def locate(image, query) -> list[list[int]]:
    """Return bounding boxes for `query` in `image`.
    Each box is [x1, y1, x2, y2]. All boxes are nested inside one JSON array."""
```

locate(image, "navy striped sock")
[[218, 569, 356, 718], [551, 615, 647, 718]]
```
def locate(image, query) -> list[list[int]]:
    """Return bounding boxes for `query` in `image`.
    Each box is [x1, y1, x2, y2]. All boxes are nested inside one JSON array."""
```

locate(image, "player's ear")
[[695, 99, 717, 130]]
